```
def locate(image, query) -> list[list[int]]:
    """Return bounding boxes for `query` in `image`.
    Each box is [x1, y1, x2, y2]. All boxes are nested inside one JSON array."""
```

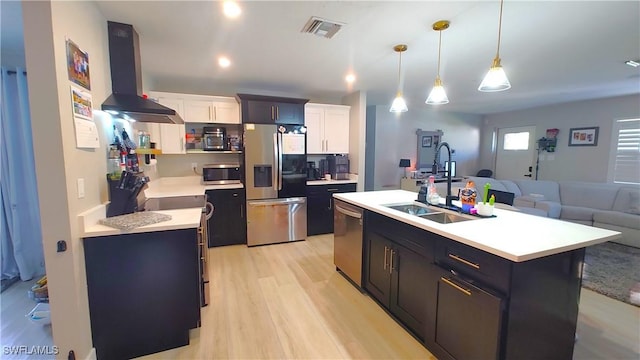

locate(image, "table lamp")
[[399, 159, 411, 178]]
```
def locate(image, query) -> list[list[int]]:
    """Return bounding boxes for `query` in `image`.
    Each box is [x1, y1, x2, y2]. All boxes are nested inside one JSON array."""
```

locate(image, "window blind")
[[612, 119, 640, 185]]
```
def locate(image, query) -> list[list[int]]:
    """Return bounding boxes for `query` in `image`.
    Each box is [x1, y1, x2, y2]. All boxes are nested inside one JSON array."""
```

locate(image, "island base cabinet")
[[84, 229, 200, 360], [432, 269, 503, 360], [364, 213, 435, 342], [364, 231, 392, 308]]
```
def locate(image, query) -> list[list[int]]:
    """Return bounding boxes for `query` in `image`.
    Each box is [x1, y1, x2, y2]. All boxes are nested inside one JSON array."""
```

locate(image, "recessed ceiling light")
[[345, 74, 356, 83], [625, 60, 640, 68], [218, 56, 231, 68], [223, 1, 241, 18]]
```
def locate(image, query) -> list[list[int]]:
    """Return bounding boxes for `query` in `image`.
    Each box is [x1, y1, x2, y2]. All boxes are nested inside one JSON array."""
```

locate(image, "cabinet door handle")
[[441, 277, 472, 296], [209, 107, 212, 121], [383, 246, 388, 270], [276, 106, 279, 120], [240, 204, 244, 219], [389, 249, 395, 274], [271, 106, 275, 120], [328, 198, 332, 210], [448, 253, 480, 269], [326, 139, 329, 151]]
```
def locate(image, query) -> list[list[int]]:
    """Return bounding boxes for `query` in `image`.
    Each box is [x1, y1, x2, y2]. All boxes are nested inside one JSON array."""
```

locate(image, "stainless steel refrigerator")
[[244, 124, 307, 246]]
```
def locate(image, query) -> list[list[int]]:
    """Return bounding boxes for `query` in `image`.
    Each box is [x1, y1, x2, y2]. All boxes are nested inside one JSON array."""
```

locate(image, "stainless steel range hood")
[[101, 21, 184, 124]]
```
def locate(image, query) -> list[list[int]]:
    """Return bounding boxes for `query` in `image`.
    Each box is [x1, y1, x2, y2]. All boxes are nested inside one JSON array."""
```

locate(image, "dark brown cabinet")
[[308, 183, 356, 236], [432, 267, 504, 360], [236, 93, 308, 125], [84, 229, 200, 360], [364, 212, 436, 341], [206, 189, 246, 247]]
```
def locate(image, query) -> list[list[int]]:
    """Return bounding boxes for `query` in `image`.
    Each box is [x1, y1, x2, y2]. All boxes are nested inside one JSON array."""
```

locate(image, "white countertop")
[[79, 204, 202, 238], [333, 190, 621, 262], [307, 179, 357, 186], [144, 176, 243, 198]]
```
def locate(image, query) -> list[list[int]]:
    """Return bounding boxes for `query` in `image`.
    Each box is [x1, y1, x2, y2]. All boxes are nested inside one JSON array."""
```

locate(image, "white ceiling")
[[4, 1, 640, 115]]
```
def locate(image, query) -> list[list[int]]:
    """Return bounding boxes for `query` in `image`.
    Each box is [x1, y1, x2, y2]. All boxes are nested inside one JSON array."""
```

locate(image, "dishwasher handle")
[[335, 204, 362, 219]]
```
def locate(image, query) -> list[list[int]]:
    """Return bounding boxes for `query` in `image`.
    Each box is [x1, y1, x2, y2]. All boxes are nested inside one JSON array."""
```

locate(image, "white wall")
[[342, 91, 366, 191], [370, 106, 483, 190], [480, 94, 640, 182], [23, 1, 113, 358]]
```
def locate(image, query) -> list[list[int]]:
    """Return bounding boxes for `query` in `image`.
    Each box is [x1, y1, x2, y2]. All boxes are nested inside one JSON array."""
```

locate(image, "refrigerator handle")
[[277, 133, 283, 191], [273, 133, 278, 192]]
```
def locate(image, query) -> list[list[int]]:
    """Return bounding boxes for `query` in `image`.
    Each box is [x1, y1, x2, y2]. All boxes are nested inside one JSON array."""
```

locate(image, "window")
[[608, 118, 640, 185], [503, 132, 529, 150]]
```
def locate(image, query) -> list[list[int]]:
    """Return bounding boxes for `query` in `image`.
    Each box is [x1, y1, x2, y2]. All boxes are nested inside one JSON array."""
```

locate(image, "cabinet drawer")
[[367, 211, 434, 260], [435, 239, 511, 295], [308, 183, 356, 195]]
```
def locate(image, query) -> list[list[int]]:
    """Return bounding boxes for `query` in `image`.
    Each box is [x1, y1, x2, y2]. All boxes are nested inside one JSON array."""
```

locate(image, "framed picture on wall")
[[422, 136, 432, 147], [568, 127, 599, 146]]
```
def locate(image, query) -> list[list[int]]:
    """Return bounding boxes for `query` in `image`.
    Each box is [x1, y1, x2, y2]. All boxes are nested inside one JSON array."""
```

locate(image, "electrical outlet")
[[191, 163, 198, 170]]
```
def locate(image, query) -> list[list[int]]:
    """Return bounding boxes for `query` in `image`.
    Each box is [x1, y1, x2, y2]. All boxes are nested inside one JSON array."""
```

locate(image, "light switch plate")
[[77, 178, 85, 199]]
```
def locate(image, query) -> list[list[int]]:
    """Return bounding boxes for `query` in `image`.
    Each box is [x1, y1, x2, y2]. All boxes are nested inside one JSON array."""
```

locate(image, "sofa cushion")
[[534, 200, 562, 218], [611, 187, 640, 214], [561, 205, 596, 222], [513, 180, 560, 202], [559, 181, 619, 210], [465, 177, 509, 193], [593, 210, 640, 230], [500, 180, 522, 197]]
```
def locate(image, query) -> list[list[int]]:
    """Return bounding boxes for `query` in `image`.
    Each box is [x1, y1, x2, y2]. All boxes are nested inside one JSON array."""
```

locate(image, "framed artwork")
[[568, 127, 599, 146], [66, 39, 91, 90], [422, 136, 432, 148]]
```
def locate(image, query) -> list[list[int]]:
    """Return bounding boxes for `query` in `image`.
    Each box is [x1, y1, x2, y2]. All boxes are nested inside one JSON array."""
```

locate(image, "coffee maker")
[[326, 155, 349, 180], [306, 161, 320, 180]]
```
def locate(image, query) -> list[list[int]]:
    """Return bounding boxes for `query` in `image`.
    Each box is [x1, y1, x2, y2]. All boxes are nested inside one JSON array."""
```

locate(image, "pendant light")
[[390, 44, 408, 113], [426, 20, 450, 105], [478, 0, 511, 92]]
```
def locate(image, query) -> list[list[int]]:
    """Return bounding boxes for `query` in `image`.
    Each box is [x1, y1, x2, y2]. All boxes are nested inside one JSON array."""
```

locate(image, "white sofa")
[[464, 177, 640, 248]]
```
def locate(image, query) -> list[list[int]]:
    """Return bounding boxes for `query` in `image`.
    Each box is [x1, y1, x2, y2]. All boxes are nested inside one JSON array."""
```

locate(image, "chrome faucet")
[[433, 142, 458, 208]]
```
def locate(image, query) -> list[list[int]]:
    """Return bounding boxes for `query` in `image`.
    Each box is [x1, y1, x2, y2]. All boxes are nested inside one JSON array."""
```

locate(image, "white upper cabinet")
[[150, 94, 186, 154], [149, 91, 240, 124], [183, 98, 240, 124], [305, 103, 350, 154]]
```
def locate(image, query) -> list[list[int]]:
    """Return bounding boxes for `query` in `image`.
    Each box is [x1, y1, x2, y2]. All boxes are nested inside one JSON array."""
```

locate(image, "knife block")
[[106, 188, 139, 217]]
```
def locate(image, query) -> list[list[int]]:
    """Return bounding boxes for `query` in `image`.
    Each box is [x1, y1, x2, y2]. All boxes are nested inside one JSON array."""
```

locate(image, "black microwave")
[[202, 164, 242, 185]]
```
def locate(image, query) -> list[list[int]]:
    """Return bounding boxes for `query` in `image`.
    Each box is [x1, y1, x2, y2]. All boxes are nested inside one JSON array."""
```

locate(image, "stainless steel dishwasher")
[[333, 199, 363, 287]]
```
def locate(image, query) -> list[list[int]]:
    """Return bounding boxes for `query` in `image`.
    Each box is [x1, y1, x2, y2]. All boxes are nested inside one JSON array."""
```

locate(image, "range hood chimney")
[[101, 21, 184, 124]]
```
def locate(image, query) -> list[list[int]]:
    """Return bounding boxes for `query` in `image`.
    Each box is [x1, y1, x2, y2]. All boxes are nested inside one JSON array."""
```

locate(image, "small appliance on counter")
[[106, 171, 149, 217], [202, 126, 227, 151], [202, 163, 242, 185], [327, 155, 350, 180], [306, 161, 321, 180]]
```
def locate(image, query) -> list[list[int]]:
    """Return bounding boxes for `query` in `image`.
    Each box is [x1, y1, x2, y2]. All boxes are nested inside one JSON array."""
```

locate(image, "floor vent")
[[301, 16, 344, 39]]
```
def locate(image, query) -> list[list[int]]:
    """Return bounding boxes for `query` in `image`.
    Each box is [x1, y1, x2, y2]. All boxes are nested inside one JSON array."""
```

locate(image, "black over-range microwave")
[[202, 164, 242, 185]]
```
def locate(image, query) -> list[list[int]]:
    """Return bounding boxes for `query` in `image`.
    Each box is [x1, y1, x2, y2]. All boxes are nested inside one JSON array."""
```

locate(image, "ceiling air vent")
[[301, 16, 344, 39]]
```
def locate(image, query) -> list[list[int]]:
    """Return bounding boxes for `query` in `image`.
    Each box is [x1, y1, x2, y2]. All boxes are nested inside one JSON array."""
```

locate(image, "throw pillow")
[[626, 191, 640, 215]]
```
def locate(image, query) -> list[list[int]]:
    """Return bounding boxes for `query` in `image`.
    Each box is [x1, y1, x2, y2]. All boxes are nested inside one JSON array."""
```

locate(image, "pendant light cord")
[[496, 0, 504, 59], [437, 30, 442, 78], [397, 51, 402, 91]]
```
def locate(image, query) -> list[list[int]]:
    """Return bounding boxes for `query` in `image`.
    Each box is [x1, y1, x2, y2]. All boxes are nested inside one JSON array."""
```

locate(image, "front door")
[[495, 126, 536, 180]]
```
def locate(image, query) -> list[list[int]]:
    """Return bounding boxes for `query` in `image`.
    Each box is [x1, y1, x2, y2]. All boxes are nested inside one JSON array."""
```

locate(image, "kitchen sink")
[[143, 195, 206, 211], [417, 212, 474, 224], [385, 203, 435, 216], [384, 202, 477, 224]]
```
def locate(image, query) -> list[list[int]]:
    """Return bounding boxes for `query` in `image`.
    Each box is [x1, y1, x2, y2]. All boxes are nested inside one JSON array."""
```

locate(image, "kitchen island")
[[80, 204, 204, 359], [333, 190, 621, 360]]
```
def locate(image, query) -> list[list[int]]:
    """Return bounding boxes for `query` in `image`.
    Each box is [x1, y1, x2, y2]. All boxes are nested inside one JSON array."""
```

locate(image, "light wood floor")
[[0, 278, 54, 359], [139, 234, 640, 360], [1, 236, 637, 359]]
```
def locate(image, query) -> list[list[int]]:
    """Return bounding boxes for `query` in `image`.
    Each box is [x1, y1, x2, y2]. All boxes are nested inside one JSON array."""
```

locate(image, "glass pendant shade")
[[390, 91, 408, 112], [426, 77, 449, 104], [478, 57, 511, 92]]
